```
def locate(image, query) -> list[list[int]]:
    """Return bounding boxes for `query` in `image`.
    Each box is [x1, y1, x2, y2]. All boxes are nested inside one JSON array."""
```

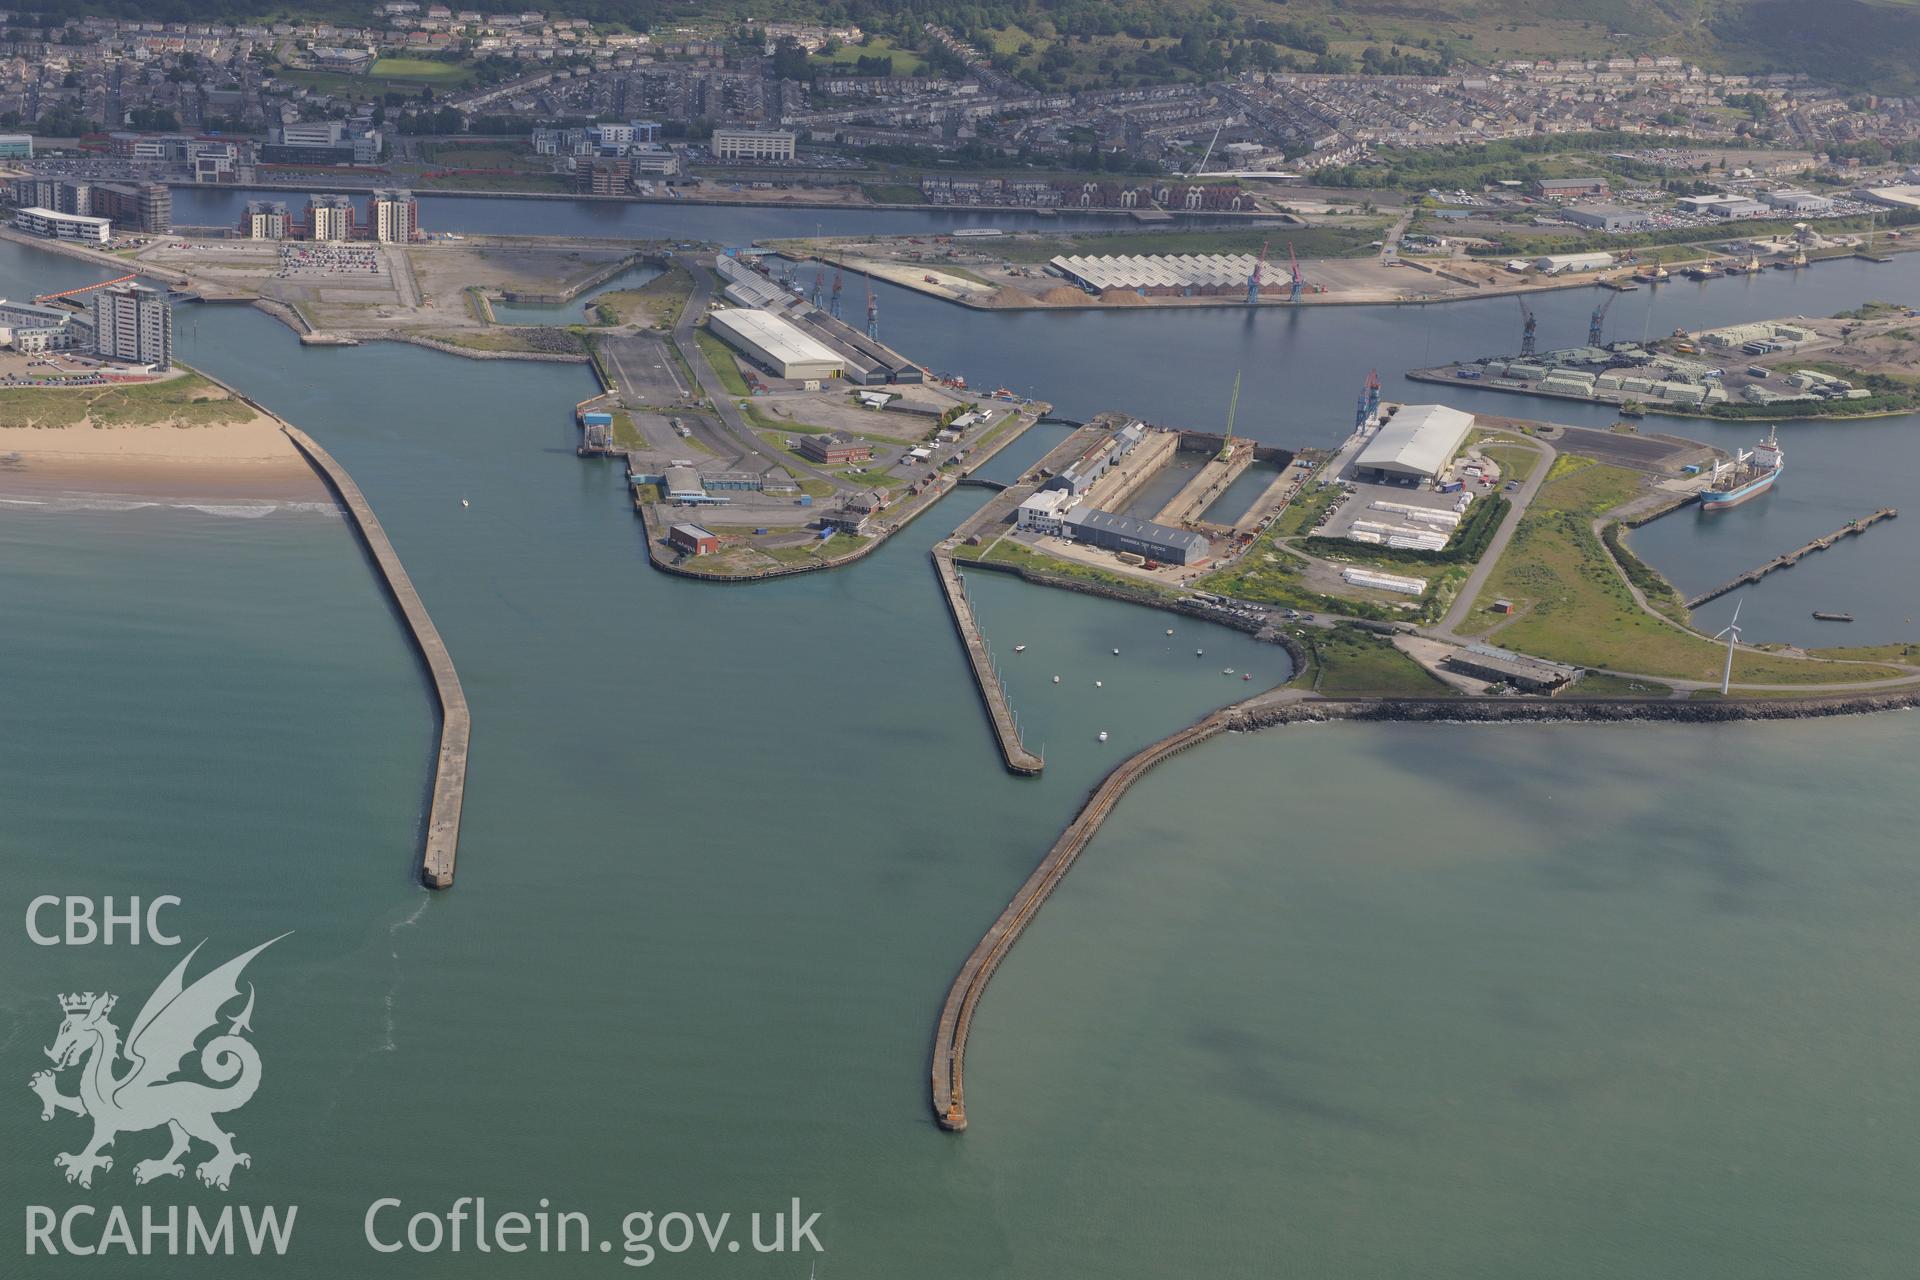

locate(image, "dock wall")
[[280, 426, 471, 889], [933, 551, 1044, 777]]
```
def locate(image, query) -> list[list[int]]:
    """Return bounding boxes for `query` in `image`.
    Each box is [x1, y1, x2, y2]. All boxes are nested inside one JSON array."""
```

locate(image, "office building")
[[12, 207, 111, 244], [797, 432, 873, 465], [92, 283, 172, 369], [711, 128, 797, 162], [0, 134, 31, 158]]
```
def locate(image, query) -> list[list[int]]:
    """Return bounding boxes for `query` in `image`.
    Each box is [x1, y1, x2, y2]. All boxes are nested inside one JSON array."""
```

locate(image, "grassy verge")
[[1305, 626, 1453, 697], [599, 264, 692, 328], [1477, 442, 1542, 484], [424, 327, 585, 354], [760, 534, 872, 566], [1198, 535, 1401, 621], [976, 539, 1178, 598], [1600, 520, 1690, 624], [1569, 672, 1673, 698], [861, 182, 926, 205], [694, 328, 751, 398], [1270, 480, 1341, 538], [0, 371, 256, 428], [1461, 461, 1904, 684]]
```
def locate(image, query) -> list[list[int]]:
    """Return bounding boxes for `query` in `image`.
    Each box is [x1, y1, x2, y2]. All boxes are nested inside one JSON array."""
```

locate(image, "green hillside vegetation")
[[0, 372, 255, 429]]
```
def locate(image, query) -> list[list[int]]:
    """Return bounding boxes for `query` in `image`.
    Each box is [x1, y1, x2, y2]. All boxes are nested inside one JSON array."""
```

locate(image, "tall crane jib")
[[1518, 296, 1538, 358], [865, 274, 879, 342], [1355, 369, 1382, 429], [1287, 242, 1304, 304], [1247, 241, 1269, 308], [811, 266, 824, 309], [830, 268, 844, 319], [1589, 292, 1618, 348]]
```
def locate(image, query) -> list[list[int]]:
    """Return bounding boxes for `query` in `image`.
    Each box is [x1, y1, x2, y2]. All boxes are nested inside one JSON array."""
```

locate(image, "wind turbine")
[[1713, 599, 1744, 695]]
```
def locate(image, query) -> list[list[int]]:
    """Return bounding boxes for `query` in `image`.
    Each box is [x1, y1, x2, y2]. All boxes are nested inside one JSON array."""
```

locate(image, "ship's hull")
[[1699, 464, 1781, 510]]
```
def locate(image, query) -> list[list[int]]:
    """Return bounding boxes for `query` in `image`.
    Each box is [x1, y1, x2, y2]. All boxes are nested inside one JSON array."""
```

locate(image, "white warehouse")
[[1354, 404, 1475, 482], [1532, 251, 1614, 274], [705, 307, 845, 381]]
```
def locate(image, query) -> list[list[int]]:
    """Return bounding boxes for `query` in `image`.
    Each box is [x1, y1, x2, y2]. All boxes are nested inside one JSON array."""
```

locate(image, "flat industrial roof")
[[707, 307, 844, 368]]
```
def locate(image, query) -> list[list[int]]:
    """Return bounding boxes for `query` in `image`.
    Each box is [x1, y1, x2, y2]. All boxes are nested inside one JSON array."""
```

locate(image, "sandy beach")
[[0, 418, 328, 504]]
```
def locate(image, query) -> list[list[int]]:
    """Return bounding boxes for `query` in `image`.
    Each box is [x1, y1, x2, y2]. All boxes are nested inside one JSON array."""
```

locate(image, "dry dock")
[[932, 707, 1234, 1130], [280, 426, 471, 889]]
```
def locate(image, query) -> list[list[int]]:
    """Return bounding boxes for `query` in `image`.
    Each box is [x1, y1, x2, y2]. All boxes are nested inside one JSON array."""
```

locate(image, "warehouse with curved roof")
[[1354, 404, 1475, 482]]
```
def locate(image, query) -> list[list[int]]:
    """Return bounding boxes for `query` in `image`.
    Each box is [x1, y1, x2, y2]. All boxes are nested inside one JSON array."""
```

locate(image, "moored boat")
[[1700, 427, 1784, 510]]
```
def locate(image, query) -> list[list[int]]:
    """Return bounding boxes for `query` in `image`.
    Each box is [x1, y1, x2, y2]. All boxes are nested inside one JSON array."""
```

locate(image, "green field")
[[811, 36, 926, 76], [1305, 626, 1453, 697], [370, 57, 474, 83], [0, 371, 255, 429], [1460, 459, 1907, 685]]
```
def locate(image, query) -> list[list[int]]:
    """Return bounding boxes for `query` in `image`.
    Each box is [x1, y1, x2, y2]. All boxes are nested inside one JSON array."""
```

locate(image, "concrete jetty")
[[932, 708, 1233, 1130], [1684, 507, 1898, 608], [934, 551, 1044, 776], [280, 426, 471, 889]]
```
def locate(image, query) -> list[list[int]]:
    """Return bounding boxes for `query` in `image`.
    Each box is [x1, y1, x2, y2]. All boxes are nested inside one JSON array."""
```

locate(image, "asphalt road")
[[1434, 434, 1556, 638], [666, 255, 851, 491]]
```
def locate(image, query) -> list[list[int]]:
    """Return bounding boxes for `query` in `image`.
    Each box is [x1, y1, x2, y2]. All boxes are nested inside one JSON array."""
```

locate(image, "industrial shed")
[[1354, 404, 1475, 482], [1064, 506, 1211, 566], [1047, 253, 1289, 296], [706, 307, 845, 381]]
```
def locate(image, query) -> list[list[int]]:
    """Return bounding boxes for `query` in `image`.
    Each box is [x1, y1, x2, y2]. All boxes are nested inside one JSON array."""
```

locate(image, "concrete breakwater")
[[930, 681, 1920, 1129], [933, 551, 1045, 776], [1231, 688, 1920, 729], [279, 425, 472, 889], [1683, 507, 1898, 609], [932, 705, 1233, 1130]]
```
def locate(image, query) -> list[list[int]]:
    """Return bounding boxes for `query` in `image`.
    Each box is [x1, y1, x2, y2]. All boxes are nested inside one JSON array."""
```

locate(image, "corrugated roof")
[[707, 307, 843, 368], [1355, 404, 1475, 477]]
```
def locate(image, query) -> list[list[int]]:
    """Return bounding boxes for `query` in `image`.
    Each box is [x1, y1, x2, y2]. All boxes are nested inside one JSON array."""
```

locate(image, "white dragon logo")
[[28, 935, 286, 1191]]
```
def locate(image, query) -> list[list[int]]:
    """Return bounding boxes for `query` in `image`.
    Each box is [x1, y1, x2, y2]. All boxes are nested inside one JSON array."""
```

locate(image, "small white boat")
[[1112, 648, 1120, 656], [1013, 644, 1026, 653], [1166, 629, 1174, 636], [1242, 673, 1252, 680], [460, 498, 470, 508], [1223, 668, 1235, 675], [1094, 680, 1103, 688], [1195, 649, 1204, 657], [1097, 731, 1109, 742], [1052, 675, 1060, 684]]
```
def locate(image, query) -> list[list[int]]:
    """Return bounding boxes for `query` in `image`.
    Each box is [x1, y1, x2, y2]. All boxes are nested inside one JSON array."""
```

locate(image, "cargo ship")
[[1699, 427, 1783, 510]]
